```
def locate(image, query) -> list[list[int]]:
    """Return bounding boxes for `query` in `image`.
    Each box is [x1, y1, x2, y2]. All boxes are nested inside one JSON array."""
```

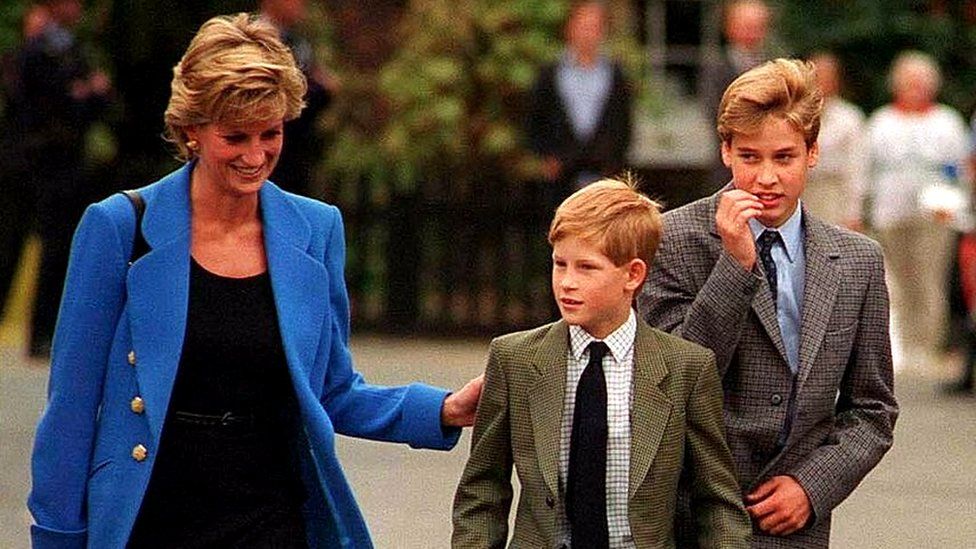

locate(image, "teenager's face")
[[551, 236, 644, 339], [188, 118, 284, 198], [721, 116, 819, 228]]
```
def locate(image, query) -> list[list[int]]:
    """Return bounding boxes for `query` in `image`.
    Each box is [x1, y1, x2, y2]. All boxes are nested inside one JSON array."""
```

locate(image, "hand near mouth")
[[717, 189, 764, 270]]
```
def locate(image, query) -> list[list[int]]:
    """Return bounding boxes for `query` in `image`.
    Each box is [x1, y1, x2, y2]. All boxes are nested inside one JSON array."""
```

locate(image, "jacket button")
[[131, 444, 148, 462], [127, 350, 136, 365], [130, 397, 145, 414], [545, 495, 555, 508], [770, 393, 783, 406]]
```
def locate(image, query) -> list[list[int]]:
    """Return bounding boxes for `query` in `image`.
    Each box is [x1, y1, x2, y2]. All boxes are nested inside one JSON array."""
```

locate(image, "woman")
[[28, 14, 481, 548], [865, 51, 969, 369]]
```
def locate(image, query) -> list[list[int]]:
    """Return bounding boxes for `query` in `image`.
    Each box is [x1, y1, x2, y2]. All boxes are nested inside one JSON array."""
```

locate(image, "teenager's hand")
[[745, 475, 812, 536], [716, 189, 763, 270], [441, 374, 485, 427]]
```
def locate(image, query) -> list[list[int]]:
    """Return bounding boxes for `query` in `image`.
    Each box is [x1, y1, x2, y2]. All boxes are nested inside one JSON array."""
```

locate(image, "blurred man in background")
[[14, 0, 111, 357], [804, 52, 866, 229], [701, 0, 775, 188], [260, 0, 337, 198], [526, 0, 632, 216]]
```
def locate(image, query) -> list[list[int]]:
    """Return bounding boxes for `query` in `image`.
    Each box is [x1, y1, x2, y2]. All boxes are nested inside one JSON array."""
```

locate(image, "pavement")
[[2, 335, 975, 548]]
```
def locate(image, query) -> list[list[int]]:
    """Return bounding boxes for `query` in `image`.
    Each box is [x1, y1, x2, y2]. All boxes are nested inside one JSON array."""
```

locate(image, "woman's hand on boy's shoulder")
[[441, 374, 485, 427]]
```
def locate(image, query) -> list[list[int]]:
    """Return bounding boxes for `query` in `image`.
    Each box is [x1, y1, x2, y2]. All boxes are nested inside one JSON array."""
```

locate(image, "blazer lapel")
[[527, 321, 571, 498], [706, 191, 790, 365], [127, 166, 193, 446], [629, 322, 672, 499], [260, 184, 328, 382], [796, 215, 841, 389]]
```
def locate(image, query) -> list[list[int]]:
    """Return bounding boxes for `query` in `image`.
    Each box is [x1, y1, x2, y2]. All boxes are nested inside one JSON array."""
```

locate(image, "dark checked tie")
[[567, 341, 610, 549], [757, 230, 781, 304]]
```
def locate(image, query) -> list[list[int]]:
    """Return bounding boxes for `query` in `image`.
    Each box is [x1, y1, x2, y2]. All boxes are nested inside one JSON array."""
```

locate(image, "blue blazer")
[[29, 164, 460, 548]]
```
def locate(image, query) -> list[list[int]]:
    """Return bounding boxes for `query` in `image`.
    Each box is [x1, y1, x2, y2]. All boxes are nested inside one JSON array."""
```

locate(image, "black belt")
[[171, 410, 257, 428]]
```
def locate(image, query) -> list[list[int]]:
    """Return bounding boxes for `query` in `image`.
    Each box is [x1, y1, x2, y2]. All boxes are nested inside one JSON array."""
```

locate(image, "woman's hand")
[[441, 374, 485, 427]]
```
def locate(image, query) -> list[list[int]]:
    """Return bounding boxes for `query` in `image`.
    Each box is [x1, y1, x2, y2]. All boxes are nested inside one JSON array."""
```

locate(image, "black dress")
[[128, 259, 307, 548]]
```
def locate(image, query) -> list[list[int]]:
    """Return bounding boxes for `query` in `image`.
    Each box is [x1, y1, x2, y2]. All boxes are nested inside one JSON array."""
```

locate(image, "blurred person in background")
[[0, 3, 50, 323], [866, 51, 970, 370], [16, 0, 111, 358], [700, 0, 776, 188], [526, 0, 632, 216], [28, 14, 481, 548], [804, 52, 866, 229], [943, 113, 976, 396], [260, 0, 337, 199]]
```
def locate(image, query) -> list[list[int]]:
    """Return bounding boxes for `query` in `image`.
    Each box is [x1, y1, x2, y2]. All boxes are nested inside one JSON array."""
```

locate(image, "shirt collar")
[[560, 49, 610, 72], [748, 203, 804, 263], [568, 308, 636, 362]]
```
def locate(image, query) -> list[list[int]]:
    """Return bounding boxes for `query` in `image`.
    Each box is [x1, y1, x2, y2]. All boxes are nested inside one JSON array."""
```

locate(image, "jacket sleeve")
[[451, 339, 513, 549], [639, 223, 763, 377], [29, 202, 129, 549], [315, 207, 461, 450], [788, 249, 898, 523], [685, 351, 752, 549]]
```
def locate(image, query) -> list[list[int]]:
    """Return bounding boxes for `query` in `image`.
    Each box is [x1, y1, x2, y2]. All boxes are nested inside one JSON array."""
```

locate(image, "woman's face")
[[187, 118, 284, 197]]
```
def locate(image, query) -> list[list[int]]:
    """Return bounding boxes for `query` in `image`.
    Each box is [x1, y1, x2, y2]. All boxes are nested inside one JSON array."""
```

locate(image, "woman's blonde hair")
[[548, 176, 663, 267], [164, 13, 307, 161], [717, 58, 823, 148]]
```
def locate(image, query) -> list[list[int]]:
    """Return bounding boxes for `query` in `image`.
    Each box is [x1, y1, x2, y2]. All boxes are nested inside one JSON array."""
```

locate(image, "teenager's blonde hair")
[[548, 176, 663, 267], [164, 13, 307, 161], [717, 58, 823, 147]]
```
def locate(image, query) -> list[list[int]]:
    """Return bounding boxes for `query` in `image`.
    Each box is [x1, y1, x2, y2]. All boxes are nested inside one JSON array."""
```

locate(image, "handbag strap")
[[121, 190, 150, 265]]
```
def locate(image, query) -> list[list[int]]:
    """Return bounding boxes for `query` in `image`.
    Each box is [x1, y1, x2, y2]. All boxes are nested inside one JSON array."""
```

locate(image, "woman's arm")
[[29, 200, 129, 547]]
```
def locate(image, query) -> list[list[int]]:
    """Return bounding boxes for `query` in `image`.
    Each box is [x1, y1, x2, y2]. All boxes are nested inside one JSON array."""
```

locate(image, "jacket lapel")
[[796, 215, 841, 390], [260, 183, 328, 383], [527, 321, 571, 498], [127, 165, 192, 445], [628, 322, 672, 499]]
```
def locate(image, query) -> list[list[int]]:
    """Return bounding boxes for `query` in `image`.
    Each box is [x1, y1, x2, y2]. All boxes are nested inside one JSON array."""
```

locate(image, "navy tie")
[[567, 341, 610, 549], [757, 230, 781, 304]]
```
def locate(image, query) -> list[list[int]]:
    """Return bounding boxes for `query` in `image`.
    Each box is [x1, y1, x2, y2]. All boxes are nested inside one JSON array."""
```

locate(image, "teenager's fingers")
[[747, 478, 778, 502]]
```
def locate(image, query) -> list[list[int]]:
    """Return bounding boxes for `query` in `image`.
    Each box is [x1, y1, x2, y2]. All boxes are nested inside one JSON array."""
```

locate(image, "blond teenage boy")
[[640, 59, 898, 548], [452, 179, 751, 548]]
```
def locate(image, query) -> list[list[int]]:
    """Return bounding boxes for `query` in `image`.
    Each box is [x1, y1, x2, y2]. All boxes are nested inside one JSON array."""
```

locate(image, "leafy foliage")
[[323, 0, 644, 194]]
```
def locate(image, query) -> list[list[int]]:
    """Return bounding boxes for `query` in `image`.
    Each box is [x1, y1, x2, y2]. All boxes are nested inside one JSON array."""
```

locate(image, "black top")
[[128, 259, 307, 548]]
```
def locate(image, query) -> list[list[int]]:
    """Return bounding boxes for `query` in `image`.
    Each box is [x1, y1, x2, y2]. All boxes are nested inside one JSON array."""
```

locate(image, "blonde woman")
[[28, 14, 481, 548]]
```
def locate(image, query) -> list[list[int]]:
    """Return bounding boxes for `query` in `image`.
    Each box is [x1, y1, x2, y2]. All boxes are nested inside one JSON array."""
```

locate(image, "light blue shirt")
[[555, 50, 612, 143], [749, 205, 805, 372]]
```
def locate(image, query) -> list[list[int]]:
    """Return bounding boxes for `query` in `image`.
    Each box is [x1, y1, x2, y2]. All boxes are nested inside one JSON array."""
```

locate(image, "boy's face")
[[552, 236, 646, 339], [721, 116, 819, 228]]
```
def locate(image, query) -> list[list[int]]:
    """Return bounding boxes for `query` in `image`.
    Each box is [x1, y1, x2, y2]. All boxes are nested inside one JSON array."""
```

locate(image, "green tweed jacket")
[[452, 319, 751, 548]]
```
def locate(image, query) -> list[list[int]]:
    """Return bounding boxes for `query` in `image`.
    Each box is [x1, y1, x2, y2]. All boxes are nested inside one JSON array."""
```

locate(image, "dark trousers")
[[29, 159, 88, 355], [0, 173, 35, 318]]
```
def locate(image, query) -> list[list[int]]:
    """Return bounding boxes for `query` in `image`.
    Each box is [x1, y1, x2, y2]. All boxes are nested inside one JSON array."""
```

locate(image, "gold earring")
[[186, 139, 199, 151]]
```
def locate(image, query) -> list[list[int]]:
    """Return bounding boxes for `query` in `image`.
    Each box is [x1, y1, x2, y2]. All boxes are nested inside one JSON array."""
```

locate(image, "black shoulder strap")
[[121, 190, 149, 265]]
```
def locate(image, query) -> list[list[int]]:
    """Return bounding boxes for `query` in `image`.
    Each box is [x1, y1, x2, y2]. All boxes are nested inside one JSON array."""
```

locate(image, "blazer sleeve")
[[29, 202, 129, 549], [640, 222, 764, 377], [685, 349, 753, 549], [314, 207, 461, 450], [787, 250, 898, 523], [451, 338, 513, 549]]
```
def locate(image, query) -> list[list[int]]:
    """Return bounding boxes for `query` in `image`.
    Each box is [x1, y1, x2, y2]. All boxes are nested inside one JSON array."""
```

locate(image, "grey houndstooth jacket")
[[639, 190, 899, 548], [451, 319, 752, 548]]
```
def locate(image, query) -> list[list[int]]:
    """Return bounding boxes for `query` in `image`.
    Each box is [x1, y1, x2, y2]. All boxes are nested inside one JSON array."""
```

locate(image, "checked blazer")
[[639, 190, 899, 548], [452, 319, 751, 548]]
